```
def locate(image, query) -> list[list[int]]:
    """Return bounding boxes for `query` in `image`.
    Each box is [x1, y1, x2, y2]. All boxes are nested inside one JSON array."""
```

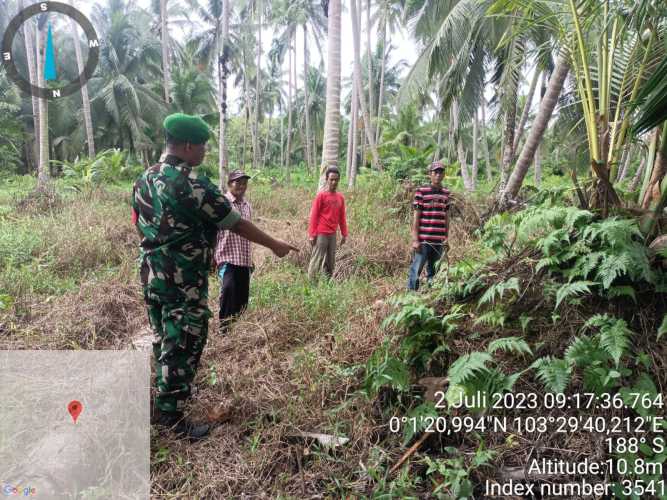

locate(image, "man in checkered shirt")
[[214, 170, 253, 333]]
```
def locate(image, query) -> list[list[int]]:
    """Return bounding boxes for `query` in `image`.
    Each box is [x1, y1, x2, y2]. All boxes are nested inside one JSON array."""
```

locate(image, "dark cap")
[[429, 161, 445, 172], [228, 170, 250, 182]]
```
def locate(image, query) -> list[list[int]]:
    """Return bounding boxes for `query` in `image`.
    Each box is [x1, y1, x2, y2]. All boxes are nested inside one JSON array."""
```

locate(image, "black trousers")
[[218, 263, 251, 330]]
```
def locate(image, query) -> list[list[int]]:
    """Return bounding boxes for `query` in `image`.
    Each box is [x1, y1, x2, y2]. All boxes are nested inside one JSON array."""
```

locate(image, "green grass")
[[250, 262, 373, 333]]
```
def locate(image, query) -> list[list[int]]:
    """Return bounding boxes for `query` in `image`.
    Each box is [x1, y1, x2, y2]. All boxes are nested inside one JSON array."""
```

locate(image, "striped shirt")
[[214, 192, 252, 267], [413, 184, 450, 243]]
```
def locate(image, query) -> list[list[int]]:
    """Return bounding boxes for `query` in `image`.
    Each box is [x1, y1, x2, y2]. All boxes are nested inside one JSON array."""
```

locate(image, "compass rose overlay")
[[1, 2, 100, 99]]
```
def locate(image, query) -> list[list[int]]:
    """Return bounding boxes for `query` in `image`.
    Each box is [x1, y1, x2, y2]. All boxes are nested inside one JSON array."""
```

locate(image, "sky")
[[67, 0, 420, 115]]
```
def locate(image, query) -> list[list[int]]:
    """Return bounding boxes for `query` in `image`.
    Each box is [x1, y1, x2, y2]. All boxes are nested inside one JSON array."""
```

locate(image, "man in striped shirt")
[[407, 161, 451, 290], [214, 170, 253, 333]]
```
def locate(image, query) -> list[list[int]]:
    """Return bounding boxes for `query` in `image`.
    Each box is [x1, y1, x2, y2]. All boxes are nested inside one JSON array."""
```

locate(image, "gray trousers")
[[308, 234, 336, 279]]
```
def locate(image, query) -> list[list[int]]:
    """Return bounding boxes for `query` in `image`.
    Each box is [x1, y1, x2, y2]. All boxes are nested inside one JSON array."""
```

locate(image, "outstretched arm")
[[231, 219, 298, 257]]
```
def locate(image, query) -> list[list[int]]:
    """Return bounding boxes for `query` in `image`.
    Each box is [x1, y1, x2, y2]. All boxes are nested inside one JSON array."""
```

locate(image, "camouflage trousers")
[[144, 293, 212, 413]]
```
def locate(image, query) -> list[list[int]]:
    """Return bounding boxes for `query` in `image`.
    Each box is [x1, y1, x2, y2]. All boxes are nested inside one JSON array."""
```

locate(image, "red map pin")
[[67, 400, 83, 423]]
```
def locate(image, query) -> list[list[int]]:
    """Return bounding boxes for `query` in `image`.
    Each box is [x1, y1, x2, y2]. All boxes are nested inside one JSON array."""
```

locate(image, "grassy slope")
[[0, 170, 450, 497], [6, 171, 655, 498]]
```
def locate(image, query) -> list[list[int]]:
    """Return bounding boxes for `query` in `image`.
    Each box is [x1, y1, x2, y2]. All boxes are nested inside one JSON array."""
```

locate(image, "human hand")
[[411, 240, 421, 250], [309, 238, 316, 247], [272, 239, 299, 257], [341, 236, 346, 245]]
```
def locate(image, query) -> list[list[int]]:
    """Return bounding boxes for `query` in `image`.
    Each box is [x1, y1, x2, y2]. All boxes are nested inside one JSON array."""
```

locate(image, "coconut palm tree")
[[35, 13, 50, 191], [350, 0, 382, 170], [17, 0, 41, 169], [373, 0, 403, 145], [320, 0, 342, 183], [500, 52, 569, 202], [498, 0, 665, 215], [183, 0, 233, 180], [90, 1, 165, 154], [68, 0, 95, 158], [159, 0, 171, 103]]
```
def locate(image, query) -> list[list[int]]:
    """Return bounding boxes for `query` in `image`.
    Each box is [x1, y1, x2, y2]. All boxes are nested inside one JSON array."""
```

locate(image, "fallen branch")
[[389, 432, 430, 474]]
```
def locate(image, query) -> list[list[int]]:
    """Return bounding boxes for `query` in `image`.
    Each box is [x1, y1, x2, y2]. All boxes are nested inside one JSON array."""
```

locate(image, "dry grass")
[[1, 176, 498, 497], [148, 182, 483, 498]]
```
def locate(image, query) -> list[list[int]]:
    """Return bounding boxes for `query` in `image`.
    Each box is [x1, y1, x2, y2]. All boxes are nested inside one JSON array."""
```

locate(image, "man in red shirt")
[[308, 167, 348, 279], [408, 161, 450, 290]]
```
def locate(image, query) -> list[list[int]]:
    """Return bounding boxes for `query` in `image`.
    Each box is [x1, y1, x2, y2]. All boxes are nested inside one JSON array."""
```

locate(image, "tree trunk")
[[280, 101, 285, 168], [534, 142, 542, 187], [365, 0, 374, 142], [533, 72, 548, 187], [347, 45, 360, 187], [252, 0, 262, 170], [498, 84, 518, 193], [351, 0, 381, 171], [218, 0, 231, 184], [160, 0, 171, 104], [319, 0, 342, 187], [512, 68, 540, 157], [500, 52, 570, 203], [286, 31, 294, 171], [451, 100, 472, 190], [20, 0, 40, 168], [616, 144, 633, 183], [346, 113, 354, 179], [303, 24, 313, 171], [433, 127, 442, 161], [375, 14, 386, 146], [471, 109, 479, 191], [480, 98, 492, 182], [262, 109, 271, 167], [345, 71, 357, 178], [36, 20, 50, 191], [242, 74, 250, 166], [641, 127, 667, 210], [640, 127, 667, 236], [447, 106, 454, 164], [68, 2, 95, 158], [629, 156, 646, 192]]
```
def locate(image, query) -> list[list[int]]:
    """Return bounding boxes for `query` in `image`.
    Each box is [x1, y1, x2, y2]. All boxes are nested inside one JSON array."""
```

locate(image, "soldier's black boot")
[[154, 411, 210, 441]]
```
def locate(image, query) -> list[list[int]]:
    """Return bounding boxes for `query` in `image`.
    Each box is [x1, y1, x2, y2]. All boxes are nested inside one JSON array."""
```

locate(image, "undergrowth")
[[365, 197, 667, 497]]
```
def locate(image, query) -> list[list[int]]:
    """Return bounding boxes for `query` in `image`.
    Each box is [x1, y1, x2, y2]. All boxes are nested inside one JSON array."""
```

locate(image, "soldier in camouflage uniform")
[[132, 113, 297, 440]]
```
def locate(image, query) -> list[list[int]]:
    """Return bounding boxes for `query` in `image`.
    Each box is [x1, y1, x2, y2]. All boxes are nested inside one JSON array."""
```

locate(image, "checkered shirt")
[[214, 192, 252, 267]]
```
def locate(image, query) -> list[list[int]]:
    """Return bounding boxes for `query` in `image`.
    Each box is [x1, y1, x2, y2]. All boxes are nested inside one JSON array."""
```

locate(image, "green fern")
[[582, 217, 642, 248], [596, 253, 631, 289], [448, 352, 493, 385], [564, 336, 599, 366], [473, 308, 507, 328], [532, 356, 572, 393], [555, 280, 595, 309], [487, 336, 532, 356], [477, 277, 520, 307], [519, 314, 533, 333], [536, 228, 570, 256], [585, 315, 633, 366], [606, 285, 637, 302], [516, 206, 592, 242]]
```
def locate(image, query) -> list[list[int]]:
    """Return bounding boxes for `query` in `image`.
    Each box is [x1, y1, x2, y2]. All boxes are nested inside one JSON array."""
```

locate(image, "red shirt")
[[308, 190, 348, 238], [413, 184, 450, 243]]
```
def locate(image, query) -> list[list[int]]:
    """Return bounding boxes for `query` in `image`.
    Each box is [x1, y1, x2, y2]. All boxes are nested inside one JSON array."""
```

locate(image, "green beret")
[[163, 113, 211, 144]]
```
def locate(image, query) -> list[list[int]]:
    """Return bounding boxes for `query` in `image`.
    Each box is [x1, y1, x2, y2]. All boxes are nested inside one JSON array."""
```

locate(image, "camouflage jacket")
[[132, 155, 241, 302]]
